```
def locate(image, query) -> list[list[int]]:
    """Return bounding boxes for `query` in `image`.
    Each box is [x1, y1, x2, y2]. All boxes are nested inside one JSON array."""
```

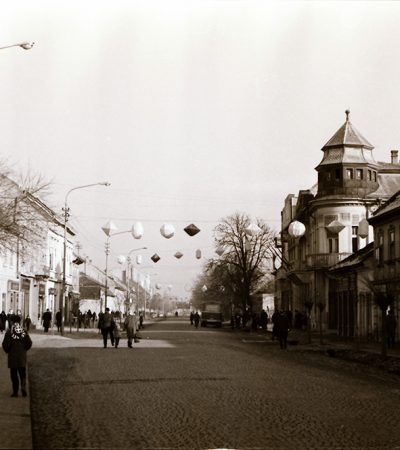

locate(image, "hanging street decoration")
[[202, 285, 207, 292], [174, 251, 183, 259], [155, 283, 162, 290], [245, 223, 261, 237], [131, 221, 144, 239], [184, 223, 200, 236], [160, 223, 175, 239], [136, 254, 142, 265], [151, 253, 161, 263], [215, 246, 225, 256], [358, 218, 369, 239], [102, 220, 118, 237], [195, 249, 202, 259], [326, 220, 345, 235], [288, 220, 306, 238], [117, 255, 126, 265]]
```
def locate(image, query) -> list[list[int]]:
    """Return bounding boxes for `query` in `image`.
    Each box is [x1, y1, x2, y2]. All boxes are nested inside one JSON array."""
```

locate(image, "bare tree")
[[212, 212, 276, 314], [0, 162, 53, 260]]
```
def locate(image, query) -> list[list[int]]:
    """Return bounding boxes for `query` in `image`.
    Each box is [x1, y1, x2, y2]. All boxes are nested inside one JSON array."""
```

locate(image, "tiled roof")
[[323, 112, 373, 149], [369, 173, 400, 199], [330, 242, 374, 271], [370, 189, 400, 219]]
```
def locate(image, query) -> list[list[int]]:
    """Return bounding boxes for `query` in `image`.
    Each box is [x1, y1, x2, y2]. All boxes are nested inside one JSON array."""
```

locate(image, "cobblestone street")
[[28, 318, 400, 450]]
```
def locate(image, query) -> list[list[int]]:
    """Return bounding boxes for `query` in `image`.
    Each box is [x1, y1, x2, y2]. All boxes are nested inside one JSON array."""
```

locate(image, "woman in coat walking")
[[124, 312, 138, 348], [2, 316, 32, 397]]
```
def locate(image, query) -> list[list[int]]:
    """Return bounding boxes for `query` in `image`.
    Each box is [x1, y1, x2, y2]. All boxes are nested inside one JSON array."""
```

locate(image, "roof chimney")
[[391, 150, 399, 164]]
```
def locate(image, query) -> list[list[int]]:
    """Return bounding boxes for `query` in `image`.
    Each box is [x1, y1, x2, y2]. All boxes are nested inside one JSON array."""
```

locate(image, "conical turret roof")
[[323, 110, 373, 149]]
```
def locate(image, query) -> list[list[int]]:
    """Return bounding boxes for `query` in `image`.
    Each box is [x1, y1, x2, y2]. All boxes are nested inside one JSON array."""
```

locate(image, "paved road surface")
[[28, 318, 400, 449]]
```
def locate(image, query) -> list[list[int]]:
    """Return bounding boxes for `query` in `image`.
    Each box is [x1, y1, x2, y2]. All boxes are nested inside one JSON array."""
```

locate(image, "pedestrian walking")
[[55, 310, 62, 332], [113, 320, 121, 348], [139, 312, 144, 329], [277, 311, 290, 350], [194, 311, 200, 328], [0, 311, 6, 333], [7, 309, 17, 329], [23, 315, 32, 332], [42, 309, 52, 333], [259, 309, 268, 330], [2, 316, 32, 397], [386, 309, 397, 349], [190, 311, 194, 325], [124, 312, 138, 348], [100, 308, 115, 348], [271, 310, 279, 341]]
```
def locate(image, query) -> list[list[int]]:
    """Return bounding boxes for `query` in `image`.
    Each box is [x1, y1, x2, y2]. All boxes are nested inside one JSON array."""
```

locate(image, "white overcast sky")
[[1, 0, 400, 298]]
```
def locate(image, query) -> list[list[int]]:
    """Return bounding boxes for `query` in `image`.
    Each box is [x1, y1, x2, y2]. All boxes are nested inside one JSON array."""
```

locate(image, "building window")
[[352, 226, 359, 253], [328, 235, 339, 253], [346, 168, 354, 179], [49, 253, 54, 270], [389, 227, 395, 260], [326, 172, 331, 181], [356, 169, 363, 180], [335, 169, 341, 180], [373, 171, 377, 182], [375, 231, 384, 265], [368, 170, 372, 181]]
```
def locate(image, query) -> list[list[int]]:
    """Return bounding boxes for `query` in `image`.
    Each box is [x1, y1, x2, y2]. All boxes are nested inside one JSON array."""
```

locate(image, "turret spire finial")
[[345, 109, 350, 122]]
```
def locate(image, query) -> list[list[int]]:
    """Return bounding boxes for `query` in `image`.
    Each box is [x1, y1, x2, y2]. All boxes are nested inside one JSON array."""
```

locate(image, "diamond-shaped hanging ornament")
[[151, 253, 161, 263], [160, 223, 175, 239], [215, 246, 225, 256], [184, 223, 200, 237], [245, 223, 261, 237], [174, 251, 183, 259], [326, 220, 345, 235], [102, 220, 118, 237]]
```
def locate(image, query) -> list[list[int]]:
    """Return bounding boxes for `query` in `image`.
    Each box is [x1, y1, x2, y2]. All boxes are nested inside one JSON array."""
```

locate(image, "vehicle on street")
[[200, 301, 223, 327]]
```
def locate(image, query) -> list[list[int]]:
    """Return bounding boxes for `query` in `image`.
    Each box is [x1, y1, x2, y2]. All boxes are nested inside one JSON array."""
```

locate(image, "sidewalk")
[[264, 327, 400, 376], [0, 347, 32, 450]]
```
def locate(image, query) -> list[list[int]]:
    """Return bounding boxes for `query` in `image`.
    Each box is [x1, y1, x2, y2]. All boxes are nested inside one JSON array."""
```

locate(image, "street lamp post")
[[0, 42, 34, 51], [121, 247, 147, 315], [60, 182, 110, 336], [101, 222, 144, 311]]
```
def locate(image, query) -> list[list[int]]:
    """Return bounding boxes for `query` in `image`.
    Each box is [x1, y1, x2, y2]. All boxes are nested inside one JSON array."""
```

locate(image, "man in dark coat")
[[2, 316, 32, 397], [100, 308, 115, 348], [277, 311, 290, 350], [55, 310, 62, 332], [42, 309, 52, 332]]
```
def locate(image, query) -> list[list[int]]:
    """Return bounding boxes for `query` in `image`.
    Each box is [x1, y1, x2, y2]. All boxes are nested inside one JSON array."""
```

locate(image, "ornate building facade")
[[276, 111, 400, 336]]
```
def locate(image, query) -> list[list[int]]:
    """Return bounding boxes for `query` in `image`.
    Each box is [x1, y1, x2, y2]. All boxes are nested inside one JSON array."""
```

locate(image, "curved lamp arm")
[[0, 42, 34, 51]]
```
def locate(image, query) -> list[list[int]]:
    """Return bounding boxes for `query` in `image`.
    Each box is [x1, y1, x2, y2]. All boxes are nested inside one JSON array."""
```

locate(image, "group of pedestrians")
[[189, 311, 200, 328], [98, 308, 141, 348]]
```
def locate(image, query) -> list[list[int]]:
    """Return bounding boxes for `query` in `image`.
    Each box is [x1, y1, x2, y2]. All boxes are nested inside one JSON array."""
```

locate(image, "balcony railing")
[[307, 253, 352, 268]]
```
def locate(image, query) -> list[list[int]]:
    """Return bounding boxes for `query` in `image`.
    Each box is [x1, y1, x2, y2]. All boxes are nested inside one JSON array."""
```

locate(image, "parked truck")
[[200, 301, 223, 327]]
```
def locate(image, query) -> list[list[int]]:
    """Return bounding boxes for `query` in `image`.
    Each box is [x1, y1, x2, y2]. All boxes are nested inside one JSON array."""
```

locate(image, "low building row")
[[0, 176, 152, 328]]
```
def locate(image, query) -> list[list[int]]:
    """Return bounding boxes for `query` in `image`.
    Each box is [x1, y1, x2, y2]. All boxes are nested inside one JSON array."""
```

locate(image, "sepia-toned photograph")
[[0, 1, 399, 449]]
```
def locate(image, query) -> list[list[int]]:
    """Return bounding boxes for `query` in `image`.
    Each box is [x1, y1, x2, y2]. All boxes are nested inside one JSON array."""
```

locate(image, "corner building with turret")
[[276, 111, 400, 337]]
